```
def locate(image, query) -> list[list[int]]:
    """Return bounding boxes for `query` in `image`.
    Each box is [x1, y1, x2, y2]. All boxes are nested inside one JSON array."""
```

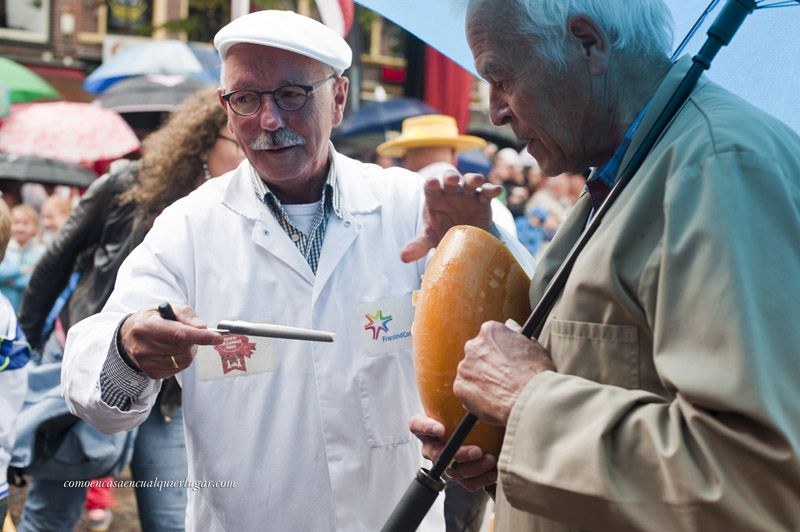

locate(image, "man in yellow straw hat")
[[377, 114, 517, 238]]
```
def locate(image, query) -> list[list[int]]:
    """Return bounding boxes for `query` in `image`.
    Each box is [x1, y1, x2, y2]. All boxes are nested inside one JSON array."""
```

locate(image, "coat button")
[[343, 220, 352, 228]]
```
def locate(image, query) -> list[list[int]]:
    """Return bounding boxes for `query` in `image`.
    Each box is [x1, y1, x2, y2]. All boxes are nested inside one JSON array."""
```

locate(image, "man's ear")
[[567, 15, 608, 76], [217, 89, 237, 134], [332, 76, 349, 125], [217, 88, 228, 110]]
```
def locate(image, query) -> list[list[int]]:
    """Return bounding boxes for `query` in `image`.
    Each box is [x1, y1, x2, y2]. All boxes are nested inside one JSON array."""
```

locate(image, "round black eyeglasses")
[[222, 75, 336, 116]]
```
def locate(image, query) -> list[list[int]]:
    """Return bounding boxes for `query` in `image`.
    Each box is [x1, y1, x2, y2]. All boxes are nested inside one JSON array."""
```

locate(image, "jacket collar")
[[618, 55, 709, 176]]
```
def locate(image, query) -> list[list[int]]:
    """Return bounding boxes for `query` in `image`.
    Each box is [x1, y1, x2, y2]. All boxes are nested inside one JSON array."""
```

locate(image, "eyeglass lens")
[[228, 85, 309, 115]]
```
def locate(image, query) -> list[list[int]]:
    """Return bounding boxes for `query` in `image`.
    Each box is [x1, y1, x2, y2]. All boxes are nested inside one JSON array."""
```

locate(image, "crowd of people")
[[0, 113, 572, 531], [2, 1, 799, 531], [1, 86, 244, 530]]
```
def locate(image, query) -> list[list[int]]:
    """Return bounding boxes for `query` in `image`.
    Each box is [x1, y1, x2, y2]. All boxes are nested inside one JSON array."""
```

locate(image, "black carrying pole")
[[381, 1, 756, 530]]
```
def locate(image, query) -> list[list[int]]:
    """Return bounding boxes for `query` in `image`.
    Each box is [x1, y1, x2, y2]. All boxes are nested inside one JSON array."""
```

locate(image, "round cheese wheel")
[[412, 225, 531, 456]]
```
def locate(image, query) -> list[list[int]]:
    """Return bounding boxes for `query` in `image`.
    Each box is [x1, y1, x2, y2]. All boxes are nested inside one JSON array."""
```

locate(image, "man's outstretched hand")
[[401, 172, 500, 263]]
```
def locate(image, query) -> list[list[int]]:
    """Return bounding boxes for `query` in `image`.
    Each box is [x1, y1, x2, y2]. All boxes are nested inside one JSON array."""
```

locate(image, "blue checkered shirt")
[[99, 319, 150, 409], [249, 154, 343, 274]]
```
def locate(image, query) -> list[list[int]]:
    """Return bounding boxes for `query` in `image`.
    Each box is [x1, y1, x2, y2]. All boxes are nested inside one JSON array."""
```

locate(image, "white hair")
[[467, 0, 674, 69]]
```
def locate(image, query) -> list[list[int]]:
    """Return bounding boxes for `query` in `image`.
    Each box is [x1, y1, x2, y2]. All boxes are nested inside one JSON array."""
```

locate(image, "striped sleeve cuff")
[[98, 319, 151, 411]]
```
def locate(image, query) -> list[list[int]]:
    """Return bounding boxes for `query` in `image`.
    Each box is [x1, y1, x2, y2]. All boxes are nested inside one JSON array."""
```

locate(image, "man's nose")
[[489, 92, 511, 127], [258, 96, 285, 131]]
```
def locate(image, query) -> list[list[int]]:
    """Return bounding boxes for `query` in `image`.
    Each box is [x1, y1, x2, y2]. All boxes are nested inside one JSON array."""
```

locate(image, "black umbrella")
[[96, 74, 210, 113], [333, 97, 436, 138], [0, 152, 97, 187]]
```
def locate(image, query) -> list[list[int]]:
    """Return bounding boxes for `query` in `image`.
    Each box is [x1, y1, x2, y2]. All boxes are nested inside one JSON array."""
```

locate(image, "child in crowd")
[[0, 200, 32, 525], [40, 196, 72, 246], [0, 205, 45, 310], [515, 206, 549, 258]]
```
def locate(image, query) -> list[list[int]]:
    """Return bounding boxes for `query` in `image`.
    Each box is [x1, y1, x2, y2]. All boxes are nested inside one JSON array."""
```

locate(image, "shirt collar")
[[249, 141, 344, 220], [588, 102, 651, 191]]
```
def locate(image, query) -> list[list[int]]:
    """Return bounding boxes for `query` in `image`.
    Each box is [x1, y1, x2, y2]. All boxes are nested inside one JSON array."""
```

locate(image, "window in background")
[[0, 0, 52, 43]]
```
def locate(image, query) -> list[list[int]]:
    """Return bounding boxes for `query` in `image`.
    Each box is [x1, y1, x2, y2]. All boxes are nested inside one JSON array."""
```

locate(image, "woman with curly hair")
[[15, 86, 243, 532], [125, 86, 243, 230]]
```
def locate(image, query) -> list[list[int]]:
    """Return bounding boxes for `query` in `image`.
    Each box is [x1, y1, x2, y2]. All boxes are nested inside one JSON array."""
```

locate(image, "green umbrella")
[[0, 57, 60, 103]]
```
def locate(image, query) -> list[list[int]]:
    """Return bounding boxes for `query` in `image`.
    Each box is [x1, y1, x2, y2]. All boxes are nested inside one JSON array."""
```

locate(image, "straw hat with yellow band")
[[376, 114, 487, 158]]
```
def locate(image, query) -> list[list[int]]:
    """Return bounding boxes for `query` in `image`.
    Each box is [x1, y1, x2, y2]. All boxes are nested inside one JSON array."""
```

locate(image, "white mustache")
[[250, 129, 305, 150]]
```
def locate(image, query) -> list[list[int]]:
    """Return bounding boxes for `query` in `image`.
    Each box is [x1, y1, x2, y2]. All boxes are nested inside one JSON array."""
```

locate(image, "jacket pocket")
[[546, 319, 640, 389], [356, 351, 416, 449]]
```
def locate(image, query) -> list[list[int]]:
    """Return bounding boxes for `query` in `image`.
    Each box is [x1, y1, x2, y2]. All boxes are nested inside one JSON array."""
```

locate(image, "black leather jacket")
[[19, 159, 182, 419], [19, 159, 143, 349]]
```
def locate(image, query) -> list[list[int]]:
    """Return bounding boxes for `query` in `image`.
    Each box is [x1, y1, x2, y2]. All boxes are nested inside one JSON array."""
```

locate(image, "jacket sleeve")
[[497, 150, 800, 530], [18, 172, 120, 349]]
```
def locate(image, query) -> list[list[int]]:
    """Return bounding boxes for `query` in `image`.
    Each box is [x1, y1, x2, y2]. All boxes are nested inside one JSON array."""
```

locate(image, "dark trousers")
[[444, 481, 488, 532]]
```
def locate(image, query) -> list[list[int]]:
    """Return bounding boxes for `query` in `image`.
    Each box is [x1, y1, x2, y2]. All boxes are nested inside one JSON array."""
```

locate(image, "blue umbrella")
[[83, 40, 220, 93], [354, 0, 800, 133], [355, 1, 476, 74], [332, 97, 436, 138], [666, 0, 799, 133]]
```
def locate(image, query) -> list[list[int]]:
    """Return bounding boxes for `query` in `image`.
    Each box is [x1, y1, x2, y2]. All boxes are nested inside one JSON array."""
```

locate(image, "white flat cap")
[[214, 10, 352, 75]]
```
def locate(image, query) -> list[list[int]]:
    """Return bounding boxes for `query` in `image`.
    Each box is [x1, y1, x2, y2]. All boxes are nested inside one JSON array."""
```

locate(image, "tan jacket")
[[494, 56, 800, 531]]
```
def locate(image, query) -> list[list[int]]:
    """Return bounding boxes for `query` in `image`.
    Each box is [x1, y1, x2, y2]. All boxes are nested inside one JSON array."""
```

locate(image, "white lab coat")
[[62, 154, 532, 532], [63, 151, 533, 531]]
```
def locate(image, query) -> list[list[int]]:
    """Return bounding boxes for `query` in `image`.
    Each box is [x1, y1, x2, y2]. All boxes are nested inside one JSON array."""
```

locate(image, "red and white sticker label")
[[195, 334, 277, 380], [214, 335, 256, 374]]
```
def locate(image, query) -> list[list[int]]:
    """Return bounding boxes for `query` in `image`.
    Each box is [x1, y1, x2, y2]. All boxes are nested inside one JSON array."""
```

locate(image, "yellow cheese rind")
[[412, 226, 531, 456]]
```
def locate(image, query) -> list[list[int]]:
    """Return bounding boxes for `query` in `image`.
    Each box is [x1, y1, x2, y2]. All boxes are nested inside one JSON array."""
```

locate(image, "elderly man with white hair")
[[61, 10, 532, 531], [412, 0, 800, 530]]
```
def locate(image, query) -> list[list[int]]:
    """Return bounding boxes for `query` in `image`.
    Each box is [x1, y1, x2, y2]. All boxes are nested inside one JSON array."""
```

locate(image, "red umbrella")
[[0, 102, 140, 173]]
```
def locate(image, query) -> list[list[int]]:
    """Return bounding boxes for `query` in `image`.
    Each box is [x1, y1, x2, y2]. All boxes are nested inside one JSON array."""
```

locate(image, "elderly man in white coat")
[[61, 10, 532, 532]]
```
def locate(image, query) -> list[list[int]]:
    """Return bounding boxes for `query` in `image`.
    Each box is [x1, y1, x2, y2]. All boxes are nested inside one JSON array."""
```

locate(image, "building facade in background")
[[0, 0, 410, 102]]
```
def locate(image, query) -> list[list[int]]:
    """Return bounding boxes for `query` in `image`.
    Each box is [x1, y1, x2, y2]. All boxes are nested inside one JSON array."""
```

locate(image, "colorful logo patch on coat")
[[214, 334, 256, 374], [357, 294, 414, 356], [364, 310, 392, 340]]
